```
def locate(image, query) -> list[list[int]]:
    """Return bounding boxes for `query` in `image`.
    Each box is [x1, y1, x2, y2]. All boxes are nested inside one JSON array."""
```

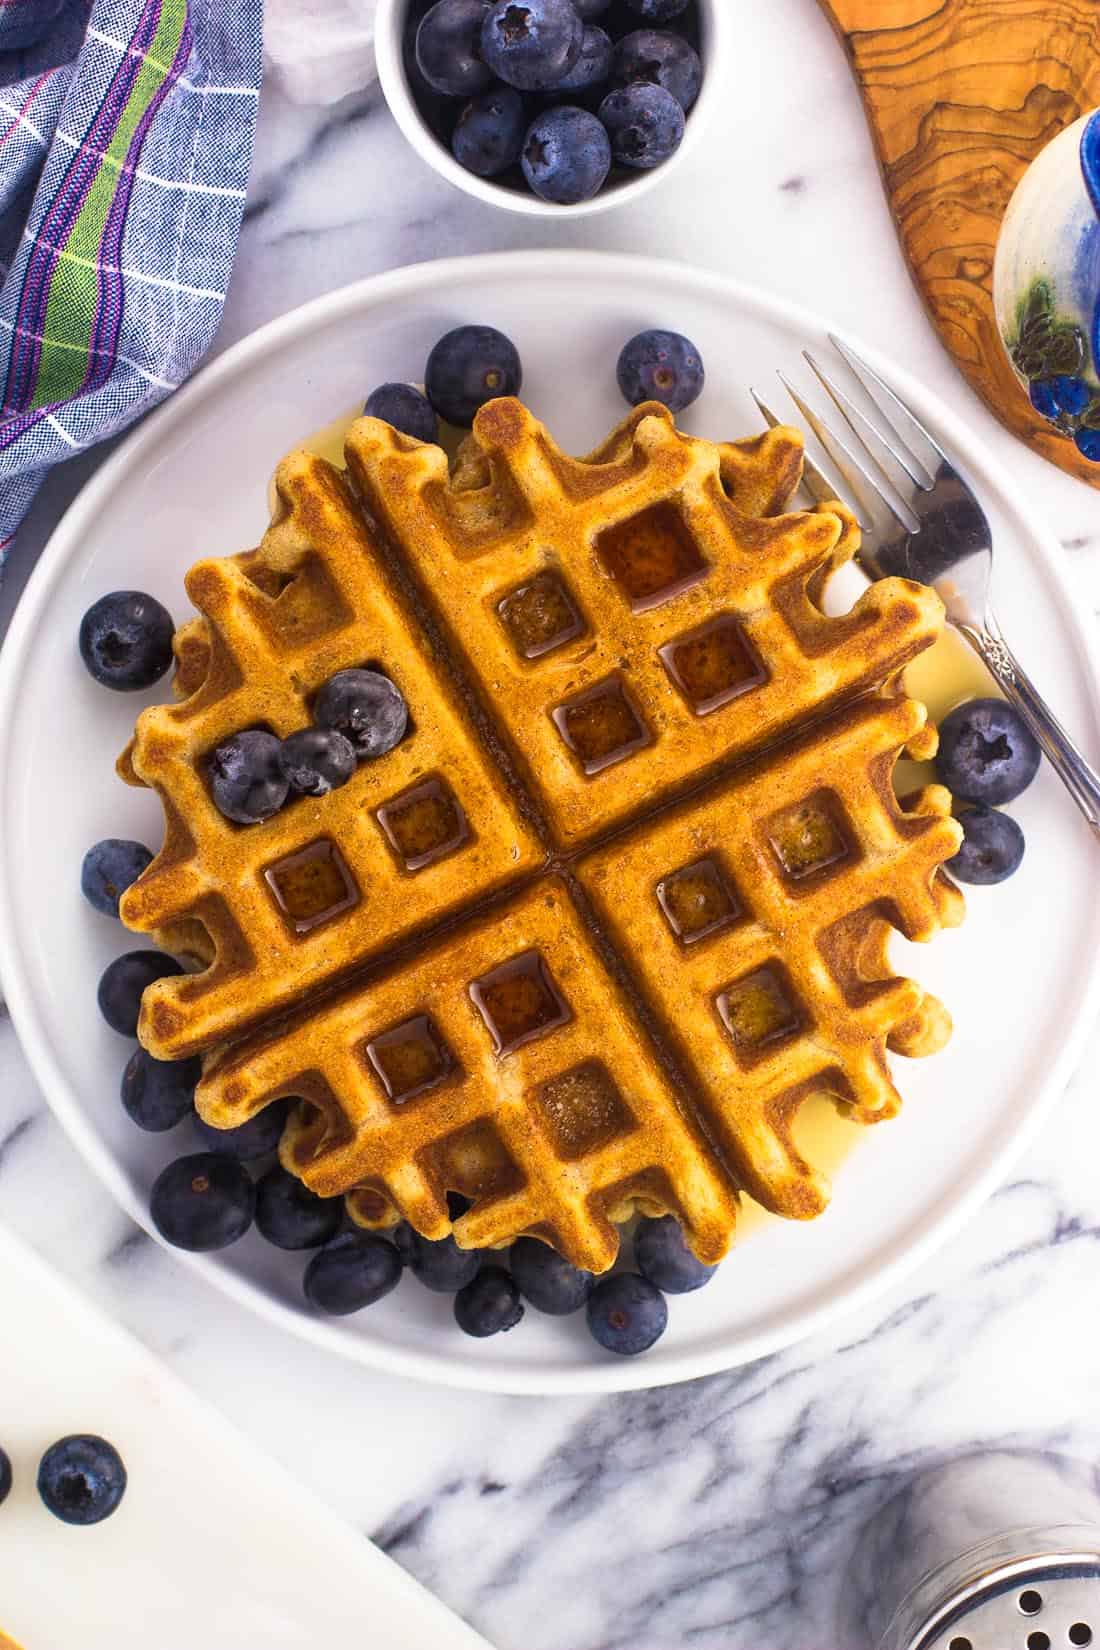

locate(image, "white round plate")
[[2, 251, 1098, 1395]]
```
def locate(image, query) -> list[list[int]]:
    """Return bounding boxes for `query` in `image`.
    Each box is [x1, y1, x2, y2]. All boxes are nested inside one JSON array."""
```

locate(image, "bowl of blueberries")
[[376, 0, 724, 214]]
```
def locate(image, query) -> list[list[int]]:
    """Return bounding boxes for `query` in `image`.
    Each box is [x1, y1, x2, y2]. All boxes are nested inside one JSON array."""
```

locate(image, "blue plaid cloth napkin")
[[0, 0, 262, 564]]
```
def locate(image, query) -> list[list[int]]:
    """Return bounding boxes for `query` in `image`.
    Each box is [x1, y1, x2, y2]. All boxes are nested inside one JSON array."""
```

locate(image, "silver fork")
[[752, 336, 1100, 842]]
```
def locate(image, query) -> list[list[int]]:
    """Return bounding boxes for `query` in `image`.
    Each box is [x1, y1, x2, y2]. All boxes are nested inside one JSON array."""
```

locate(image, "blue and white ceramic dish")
[[994, 108, 1100, 461]]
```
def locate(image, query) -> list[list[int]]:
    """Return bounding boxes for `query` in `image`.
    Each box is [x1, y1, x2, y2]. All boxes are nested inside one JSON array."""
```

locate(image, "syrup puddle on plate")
[[736, 1094, 862, 1238], [904, 625, 997, 725], [896, 626, 999, 792], [267, 399, 467, 518], [267, 407, 361, 517]]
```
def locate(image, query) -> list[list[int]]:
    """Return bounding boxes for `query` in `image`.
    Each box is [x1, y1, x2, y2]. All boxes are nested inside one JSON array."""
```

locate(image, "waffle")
[[118, 452, 544, 1060], [119, 398, 965, 1270], [450, 402, 807, 521], [117, 401, 849, 1061], [199, 877, 740, 1271], [346, 397, 944, 848], [195, 692, 962, 1266], [576, 694, 964, 1220]]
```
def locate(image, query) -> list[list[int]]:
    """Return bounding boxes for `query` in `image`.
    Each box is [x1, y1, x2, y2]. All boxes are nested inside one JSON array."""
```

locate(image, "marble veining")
[[3, 0, 1100, 1643], [368, 1122, 1100, 1649]]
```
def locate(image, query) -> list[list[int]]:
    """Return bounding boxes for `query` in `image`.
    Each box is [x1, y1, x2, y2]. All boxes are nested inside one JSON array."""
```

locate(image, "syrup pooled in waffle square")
[[196, 877, 740, 1273], [577, 695, 965, 1221], [118, 452, 544, 1061], [345, 397, 946, 849]]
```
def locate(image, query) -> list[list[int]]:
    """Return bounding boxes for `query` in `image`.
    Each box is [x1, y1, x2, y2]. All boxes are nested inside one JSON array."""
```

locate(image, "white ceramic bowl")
[[375, 0, 727, 219]]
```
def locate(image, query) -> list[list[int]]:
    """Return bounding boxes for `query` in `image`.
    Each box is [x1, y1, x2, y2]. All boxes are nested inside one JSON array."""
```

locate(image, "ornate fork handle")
[[959, 617, 1100, 841]]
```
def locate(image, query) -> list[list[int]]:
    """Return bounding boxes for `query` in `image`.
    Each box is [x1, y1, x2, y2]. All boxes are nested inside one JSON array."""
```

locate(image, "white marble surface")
[[4, 2, 1100, 1645]]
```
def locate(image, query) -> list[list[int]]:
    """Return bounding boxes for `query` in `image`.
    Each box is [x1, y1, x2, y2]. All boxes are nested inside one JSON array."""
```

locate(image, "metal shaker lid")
[[895, 1531, 1100, 1650]]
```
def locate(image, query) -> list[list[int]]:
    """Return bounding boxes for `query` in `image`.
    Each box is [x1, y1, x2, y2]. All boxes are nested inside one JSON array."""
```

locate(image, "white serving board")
[[0, 1224, 491, 1649]]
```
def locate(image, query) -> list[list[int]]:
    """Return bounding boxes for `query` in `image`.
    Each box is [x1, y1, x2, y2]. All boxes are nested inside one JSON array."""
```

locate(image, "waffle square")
[[345, 398, 945, 848], [119, 452, 544, 1060]]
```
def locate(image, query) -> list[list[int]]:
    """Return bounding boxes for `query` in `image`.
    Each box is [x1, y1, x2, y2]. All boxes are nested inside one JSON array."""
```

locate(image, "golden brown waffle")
[[120, 398, 965, 1270], [450, 403, 807, 521], [119, 452, 544, 1060], [195, 696, 962, 1267], [346, 397, 944, 848], [198, 877, 740, 1271], [117, 403, 828, 1061], [576, 694, 964, 1221]]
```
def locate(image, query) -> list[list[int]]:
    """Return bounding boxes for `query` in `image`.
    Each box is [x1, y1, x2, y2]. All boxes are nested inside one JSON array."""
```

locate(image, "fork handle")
[[958, 619, 1100, 842]]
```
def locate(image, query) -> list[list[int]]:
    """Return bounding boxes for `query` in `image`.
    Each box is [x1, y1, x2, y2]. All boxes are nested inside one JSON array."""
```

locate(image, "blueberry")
[[1029, 378, 1059, 421], [454, 1265, 525, 1336], [634, 1214, 716, 1293], [453, 84, 528, 176], [935, 697, 1041, 805], [255, 1165, 343, 1250], [481, 0, 583, 91], [193, 1100, 287, 1161], [79, 591, 174, 691], [97, 949, 183, 1037], [625, 0, 688, 18], [1050, 374, 1091, 415], [509, 1236, 593, 1313], [573, 0, 610, 14], [1075, 426, 1100, 461], [37, 1436, 126, 1526], [81, 838, 153, 918], [304, 1231, 403, 1314], [395, 1224, 483, 1292], [551, 24, 612, 91], [363, 382, 440, 444], [617, 328, 704, 413], [522, 105, 611, 203], [312, 668, 408, 759], [150, 1152, 255, 1251], [415, 0, 494, 97], [586, 1272, 668, 1354], [599, 82, 684, 169], [121, 1047, 200, 1132], [611, 28, 702, 112], [947, 804, 1025, 885], [278, 727, 357, 797], [0, 1447, 10, 1507], [209, 729, 289, 824], [425, 325, 523, 425]]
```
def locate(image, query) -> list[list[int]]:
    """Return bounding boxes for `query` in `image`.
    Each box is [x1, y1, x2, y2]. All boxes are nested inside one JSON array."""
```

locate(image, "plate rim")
[[2, 247, 1099, 1395]]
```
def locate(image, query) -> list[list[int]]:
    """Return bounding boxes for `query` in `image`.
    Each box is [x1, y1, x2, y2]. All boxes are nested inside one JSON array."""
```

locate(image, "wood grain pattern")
[[817, 0, 1100, 486]]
